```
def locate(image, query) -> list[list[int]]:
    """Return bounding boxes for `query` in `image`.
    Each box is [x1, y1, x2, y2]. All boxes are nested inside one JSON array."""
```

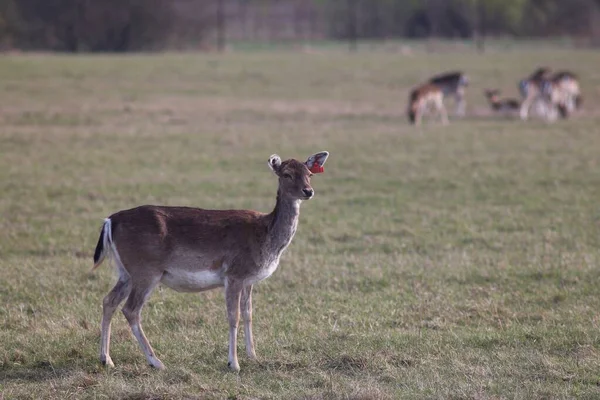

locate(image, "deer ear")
[[268, 154, 282, 174], [305, 151, 329, 174]]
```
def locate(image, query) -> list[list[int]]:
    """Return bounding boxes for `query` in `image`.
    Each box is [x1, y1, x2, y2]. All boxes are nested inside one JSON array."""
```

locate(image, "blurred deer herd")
[[408, 67, 582, 126]]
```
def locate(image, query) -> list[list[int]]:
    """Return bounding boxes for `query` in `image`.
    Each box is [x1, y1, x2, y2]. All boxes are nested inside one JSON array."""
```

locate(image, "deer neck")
[[266, 189, 301, 255]]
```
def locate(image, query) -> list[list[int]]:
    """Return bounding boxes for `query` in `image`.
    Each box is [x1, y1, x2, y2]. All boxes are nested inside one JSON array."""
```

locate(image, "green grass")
[[2, 47, 600, 399]]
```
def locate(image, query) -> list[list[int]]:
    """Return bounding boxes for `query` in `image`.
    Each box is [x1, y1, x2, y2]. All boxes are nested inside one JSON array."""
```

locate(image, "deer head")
[[268, 152, 329, 200], [531, 67, 551, 80], [484, 89, 500, 101]]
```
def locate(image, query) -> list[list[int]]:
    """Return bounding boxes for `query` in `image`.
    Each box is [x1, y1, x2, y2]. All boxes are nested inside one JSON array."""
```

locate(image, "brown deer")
[[550, 71, 582, 110], [518, 67, 552, 120], [407, 83, 448, 126], [539, 71, 582, 120], [428, 71, 469, 116], [91, 151, 330, 371]]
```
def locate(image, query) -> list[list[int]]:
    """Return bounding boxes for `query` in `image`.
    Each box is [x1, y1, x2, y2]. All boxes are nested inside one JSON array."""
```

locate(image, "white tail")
[[91, 151, 330, 371], [92, 218, 112, 271]]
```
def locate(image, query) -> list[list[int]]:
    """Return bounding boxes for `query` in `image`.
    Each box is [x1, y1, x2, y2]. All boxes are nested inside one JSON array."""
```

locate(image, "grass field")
[[1, 46, 600, 399]]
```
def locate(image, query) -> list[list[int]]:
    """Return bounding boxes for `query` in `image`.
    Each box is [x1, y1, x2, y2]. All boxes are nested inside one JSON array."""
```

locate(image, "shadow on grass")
[[0, 361, 72, 383], [3, 248, 90, 259], [251, 359, 307, 372]]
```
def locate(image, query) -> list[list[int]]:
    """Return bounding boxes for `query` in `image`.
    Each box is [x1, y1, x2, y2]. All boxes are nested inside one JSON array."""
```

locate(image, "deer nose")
[[302, 188, 314, 198]]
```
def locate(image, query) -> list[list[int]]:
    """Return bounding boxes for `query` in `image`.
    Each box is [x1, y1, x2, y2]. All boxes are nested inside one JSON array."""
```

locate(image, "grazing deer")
[[540, 71, 582, 120], [551, 71, 582, 108], [91, 151, 330, 371], [518, 67, 552, 120], [483, 89, 520, 115], [407, 83, 448, 126], [428, 71, 469, 116]]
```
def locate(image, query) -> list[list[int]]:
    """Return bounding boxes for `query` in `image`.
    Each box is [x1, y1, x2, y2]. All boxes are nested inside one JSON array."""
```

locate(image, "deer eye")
[[282, 173, 292, 180]]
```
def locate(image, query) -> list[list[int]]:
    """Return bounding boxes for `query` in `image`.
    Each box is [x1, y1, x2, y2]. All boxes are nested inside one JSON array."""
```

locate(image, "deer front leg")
[[225, 279, 243, 371], [438, 101, 449, 125], [520, 96, 532, 120], [241, 285, 256, 359]]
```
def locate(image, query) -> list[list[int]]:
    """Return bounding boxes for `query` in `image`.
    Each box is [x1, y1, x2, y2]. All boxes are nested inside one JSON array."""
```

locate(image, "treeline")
[[0, 0, 211, 52], [0, 0, 599, 52], [328, 0, 600, 39]]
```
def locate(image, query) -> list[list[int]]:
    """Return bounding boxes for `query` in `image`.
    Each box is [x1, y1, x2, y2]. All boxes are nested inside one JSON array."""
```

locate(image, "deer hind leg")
[[225, 279, 243, 371], [565, 96, 575, 113], [455, 93, 466, 116], [546, 101, 558, 122], [241, 285, 256, 359], [534, 99, 546, 119], [122, 275, 164, 369], [415, 106, 423, 126], [421, 100, 434, 125], [100, 272, 131, 367], [536, 96, 557, 122], [520, 95, 533, 120], [413, 104, 422, 126], [558, 88, 576, 118]]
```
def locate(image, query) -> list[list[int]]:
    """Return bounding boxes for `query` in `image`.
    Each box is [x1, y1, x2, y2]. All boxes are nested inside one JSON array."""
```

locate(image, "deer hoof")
[[101, 356, 115, 368], [149, 357, 165, 370], [228, 361, 240, 372]]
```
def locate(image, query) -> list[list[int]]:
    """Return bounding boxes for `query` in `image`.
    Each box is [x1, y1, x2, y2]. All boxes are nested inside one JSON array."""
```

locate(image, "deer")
[[407, 83, 448, 126], [91, 151, 330, 371], [518, 67, 553, 121], [539, 71, 582, 120], [483, 89, 520, 116], [428, 71, 469, 117], [550, 71, 582, 110]]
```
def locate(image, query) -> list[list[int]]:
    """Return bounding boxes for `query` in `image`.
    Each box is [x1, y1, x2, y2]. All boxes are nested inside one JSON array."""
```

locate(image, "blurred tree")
[[216, 0, 225, 51], [347, 0, 358, 50], [12, 0, 175, 51], [2, 0, 600, 52], [592, 0, 600, 45], [465, 0, 526, 52], [0, 0, 19, 49], [523, 0, 596, 36]]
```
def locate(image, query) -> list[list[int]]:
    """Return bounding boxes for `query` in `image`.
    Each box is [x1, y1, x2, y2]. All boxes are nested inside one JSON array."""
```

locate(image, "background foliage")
[[1, 0, 600, 52]]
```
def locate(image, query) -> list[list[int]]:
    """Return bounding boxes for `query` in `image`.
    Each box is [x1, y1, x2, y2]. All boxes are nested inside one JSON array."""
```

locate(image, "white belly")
[[248, 258, 280, 285], [161, 269, 224, 293]]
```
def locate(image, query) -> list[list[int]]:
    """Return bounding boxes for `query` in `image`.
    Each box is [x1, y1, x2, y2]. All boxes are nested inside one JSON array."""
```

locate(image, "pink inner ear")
[[309, 162, 324, 173]]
